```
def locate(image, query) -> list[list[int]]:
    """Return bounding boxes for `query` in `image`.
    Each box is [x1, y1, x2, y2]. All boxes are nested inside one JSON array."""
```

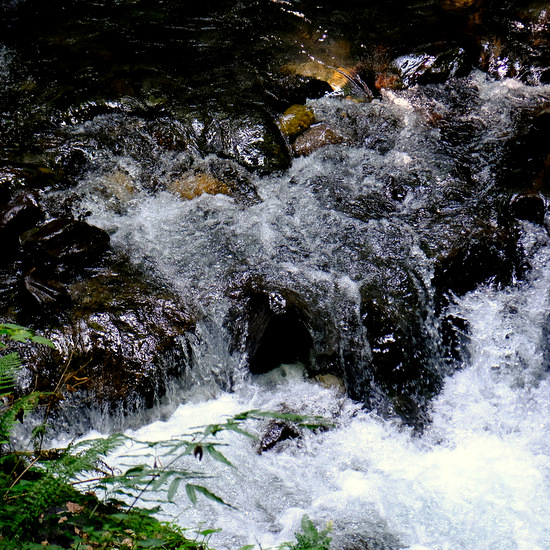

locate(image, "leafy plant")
[[0, 323, 54, 448], [0, 323, 333, 549], [280, 516, 332, 550]]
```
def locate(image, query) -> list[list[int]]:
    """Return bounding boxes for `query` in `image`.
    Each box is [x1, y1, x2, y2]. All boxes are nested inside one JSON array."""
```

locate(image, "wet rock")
[[279, 34, 373, 99], [498, 108, 550, 194], [292, 123, 345, 156], [359, 266, 441, 426], [441, 0, 481, 11], [265, 74, 333, 110], [278, 104, 316, 139], [21, 268, 194, 415], [314, 373, 346, 394], [98, 169, 137, 204], [282, 61, 347, 88], [23, 269, 71, 307], [168, 171, 231, 201], [58, 147, 91, 178], [20, 218, 110, 271], [0, 194, 43, 254], [391, 46, 470, 88], [191, 109, 291, 173], [167, 156, 261, 206], [478, 8, 550, 85], [432, 226, 524, 301], [441, 313, 470, 367], [258, 420, 300, 454]]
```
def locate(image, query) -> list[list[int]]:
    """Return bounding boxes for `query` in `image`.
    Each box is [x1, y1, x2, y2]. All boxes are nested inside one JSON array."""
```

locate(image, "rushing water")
[[71, 221, 550, 550], [4, 1, 550, 548], [58, 73, 550, 548]]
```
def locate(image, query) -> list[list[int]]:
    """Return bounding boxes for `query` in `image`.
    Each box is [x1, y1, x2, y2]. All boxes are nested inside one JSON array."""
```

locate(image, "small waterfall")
[[4, 2, 550, 547], [81, 221, 550, 550], [60, 73, 550, 547]]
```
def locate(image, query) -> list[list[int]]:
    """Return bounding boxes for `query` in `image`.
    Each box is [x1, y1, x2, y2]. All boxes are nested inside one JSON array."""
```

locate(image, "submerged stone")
[[166, 157, 261, 205], [168, 171, 231, 200], [292, 123, 345, 156]]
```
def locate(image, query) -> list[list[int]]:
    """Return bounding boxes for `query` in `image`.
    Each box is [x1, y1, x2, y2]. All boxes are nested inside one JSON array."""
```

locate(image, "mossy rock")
[[279, 104, 316, 139]]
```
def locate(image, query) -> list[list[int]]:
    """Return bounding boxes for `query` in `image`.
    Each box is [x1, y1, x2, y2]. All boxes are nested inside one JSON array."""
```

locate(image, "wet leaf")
[[205, 444, 234, 468], [188, 484, 233, 507], [167, 477, 183, 502], [185, 483, 197, 505]]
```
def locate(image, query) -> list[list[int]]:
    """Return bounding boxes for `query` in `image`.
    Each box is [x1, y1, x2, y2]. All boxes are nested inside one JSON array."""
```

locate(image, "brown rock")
[[292, 123, 345, 156], [168, 171, 230, 200]]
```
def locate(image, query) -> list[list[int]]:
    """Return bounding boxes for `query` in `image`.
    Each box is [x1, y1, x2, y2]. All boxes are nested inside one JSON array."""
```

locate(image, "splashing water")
[[57, 72, 550, 549], [79, 221, 550, 550]]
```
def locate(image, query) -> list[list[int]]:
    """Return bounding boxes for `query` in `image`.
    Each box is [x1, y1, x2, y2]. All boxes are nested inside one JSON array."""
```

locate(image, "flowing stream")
[[74, 220, 550, 550], [75, 223, 550, 550], [4, 1, 550, 548], [66, 74, 550, 548]]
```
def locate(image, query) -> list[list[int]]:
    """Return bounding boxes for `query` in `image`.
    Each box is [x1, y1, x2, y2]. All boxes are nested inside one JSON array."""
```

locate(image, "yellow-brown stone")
[[292, 123, 345, 156], [168, 171, 230, 200], [278, 104, 316, 138], [101, 170, 136, 202]]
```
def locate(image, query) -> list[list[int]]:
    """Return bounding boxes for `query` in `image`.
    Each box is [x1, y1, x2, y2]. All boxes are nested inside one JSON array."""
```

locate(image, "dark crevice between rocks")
[[229, 285, 314, 376]]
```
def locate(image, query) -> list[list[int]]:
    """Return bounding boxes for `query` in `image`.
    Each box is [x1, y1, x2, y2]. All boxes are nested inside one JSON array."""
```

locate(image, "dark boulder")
[[20, 268, 194, 417], [186, 108, 291, 174], [391, 45, 471, 88], [359, 265, 441, 426], [265, 74, 333, 111], [0, 194, 43, 256], [432, 225, 524, 301], [258, 420, 300, 454], [478, 7, 550, 86], [20, 218, 110, 272]]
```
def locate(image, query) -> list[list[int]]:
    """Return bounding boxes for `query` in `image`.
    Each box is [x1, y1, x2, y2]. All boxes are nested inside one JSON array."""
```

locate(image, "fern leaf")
[[0, 352, 21, 395]]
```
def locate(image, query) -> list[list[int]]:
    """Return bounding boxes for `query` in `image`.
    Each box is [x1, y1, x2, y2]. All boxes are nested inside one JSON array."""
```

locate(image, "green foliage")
[[0, 323, 333, 549], [0, 323, 55, 349], [280, 516, 332, 550], [0, 323, 54, 449]]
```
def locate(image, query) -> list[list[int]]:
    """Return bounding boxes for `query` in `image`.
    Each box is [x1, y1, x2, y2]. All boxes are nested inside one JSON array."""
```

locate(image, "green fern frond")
[[0, 352, 21, 396]]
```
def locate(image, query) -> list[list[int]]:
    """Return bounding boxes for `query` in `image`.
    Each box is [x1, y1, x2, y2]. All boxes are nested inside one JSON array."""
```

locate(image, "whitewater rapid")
[[73, 223, 548, 550]]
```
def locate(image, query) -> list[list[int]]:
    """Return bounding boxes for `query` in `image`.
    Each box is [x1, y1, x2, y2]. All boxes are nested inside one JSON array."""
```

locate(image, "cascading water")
[[59, 74, 550, 548], [4, 1, 550, 548], [74, 222, 550, 550]]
